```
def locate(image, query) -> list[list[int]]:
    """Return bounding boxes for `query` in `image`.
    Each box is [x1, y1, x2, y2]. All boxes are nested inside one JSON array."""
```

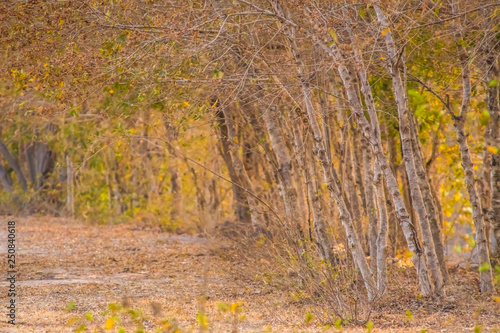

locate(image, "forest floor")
[[0, 216, 498, 333]]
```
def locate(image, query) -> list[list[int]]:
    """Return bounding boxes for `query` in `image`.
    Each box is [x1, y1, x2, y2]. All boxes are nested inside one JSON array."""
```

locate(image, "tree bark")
[[363, 137, 379, 276], [0, 139, 27, 191], [215, 107, 251, 224], [374, 160, 389, 294], [261, 105, 299, 226], [222, 104, 263, 230], [449, 27, 495, 292], [0, 164, 13, 193], [408, 113, 449, 282], [289, 111, 336, 265], [484, 57, 500, 259]]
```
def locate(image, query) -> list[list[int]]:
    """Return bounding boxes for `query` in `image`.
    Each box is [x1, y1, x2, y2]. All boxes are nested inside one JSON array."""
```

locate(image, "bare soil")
[[0, 217, 498, 332]]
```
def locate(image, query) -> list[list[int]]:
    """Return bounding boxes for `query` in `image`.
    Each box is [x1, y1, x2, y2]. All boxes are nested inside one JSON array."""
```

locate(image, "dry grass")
[[0, 216, 498, 332]]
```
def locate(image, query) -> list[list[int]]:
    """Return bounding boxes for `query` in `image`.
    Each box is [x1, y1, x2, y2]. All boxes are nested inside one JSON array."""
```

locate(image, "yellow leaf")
[[183, 101, 190, 107], [109, 90, 114, 94], [328, 28, 338, 43], [230, 302, 243, 312], [493, 296, 500, 303], [381, 27, 390, 35], [67, 317, 78, 326], [487, 146, 499, 154], [105, 318, 114, 330], [403, 250, 413, 258]]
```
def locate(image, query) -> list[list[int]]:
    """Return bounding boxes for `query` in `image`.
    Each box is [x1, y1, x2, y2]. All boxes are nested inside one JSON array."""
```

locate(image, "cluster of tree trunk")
[[203, 0, 498, 298]]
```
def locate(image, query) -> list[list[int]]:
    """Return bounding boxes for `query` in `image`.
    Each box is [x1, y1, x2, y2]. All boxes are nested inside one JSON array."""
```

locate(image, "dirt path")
[[0, 217, 498, 332], [0, 217, 317, 333]]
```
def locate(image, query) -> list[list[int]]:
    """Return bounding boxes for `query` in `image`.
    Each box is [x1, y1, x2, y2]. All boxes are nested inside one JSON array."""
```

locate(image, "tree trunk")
[[363, 136, 379, 276], [374, 160, 389, 294], [0, 139, 27, 191], [290, 111, 336, 265], [345, 134, 365, 253], [0, 164, 13, 193], [484, 57, 500, 259], [222, 105, 263, 230], [66, 154, 74, 218], [164, 117, 182, 225], [261, 105, 299, 226], [450, 30, 495, 292], [408, 113, 449, 282], [215, 107, 251, 224]]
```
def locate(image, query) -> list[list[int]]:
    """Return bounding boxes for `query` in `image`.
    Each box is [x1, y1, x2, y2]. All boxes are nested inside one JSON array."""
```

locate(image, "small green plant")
[[366, 320, 373, 333], [65, 300, 76, 312], [405, 309, 413, 321], [493, 265, 500, 284], [478, 262, 490, 273], [305, 311, 314, 324], [334, 318, 342, 330]]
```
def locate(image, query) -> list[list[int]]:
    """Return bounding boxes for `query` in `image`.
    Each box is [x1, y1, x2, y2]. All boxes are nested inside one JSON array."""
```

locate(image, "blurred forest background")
[[1, 0, 500, 330]]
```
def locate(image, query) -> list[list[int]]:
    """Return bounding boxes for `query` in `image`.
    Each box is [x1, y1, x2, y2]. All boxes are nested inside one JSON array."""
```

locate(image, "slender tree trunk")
[[345, 134, 365, 252], [222, 104, 263, 230], [374, 161, 389, 294], [363, 137, 379, 276], [168, 156, 181, 224], [290, 112, 336, 265], [353, 128, 367, 213], [164, 117, 182, 225], [408, 113, 449, 282], [66, 154, 74, 218], [484, 58, 500, 259], [215, 107, 251, 224], [261, 105, 299, 226], [384, 123, 400, 257], [449, 25, 494, 292]]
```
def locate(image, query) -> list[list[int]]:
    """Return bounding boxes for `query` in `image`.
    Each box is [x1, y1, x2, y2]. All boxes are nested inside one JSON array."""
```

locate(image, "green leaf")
[[217, 302, 229, 312], [479, 262, 490, 273], [305, 311, 313, 324], [406, 309, 413, 321], [213, 70, 224, 79], [65, 301, 76, 312], [489, 79, 499, 87]]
